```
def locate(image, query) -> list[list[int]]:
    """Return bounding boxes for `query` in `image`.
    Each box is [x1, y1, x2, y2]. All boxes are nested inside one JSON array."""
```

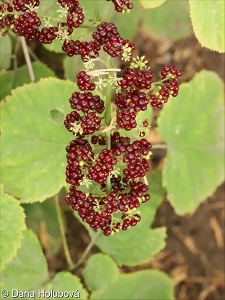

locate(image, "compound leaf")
[[189, 0, 225, 53], [0, 78, 76, 203], [83, 253, 174, 300], [158, 71, 224, 214], [0, 186, 26, 272], [0, 230, 48, 291]]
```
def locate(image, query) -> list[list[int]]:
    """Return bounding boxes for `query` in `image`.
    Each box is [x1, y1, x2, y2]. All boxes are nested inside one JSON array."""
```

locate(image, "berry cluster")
[[62, 40, 101, 61], [64, 59, 153, 235], [118, 68, 154, 91], [81, 112, 101, 135], [65, 177, 150, 236], [64, 82, 152, 236], [65, 185, 144, 236], [123, 139, 151, 180], [66, 138, 93, 186], [115, 91, 149, 112], [1, 1, 182, 237], [88, 149, 117, 184], [38, 26, 58, 44], [1, 1, 134, 61], [12, 0, 40, 12], [0, 2, 14, 36], [12, 11, 41, 41], [110, 0, 133, 13], [69, 91, 104, 114], [0, 0, 84, 43], [113, 67, 157, 131], [63, 21, 135, 61], [103, 36, 134, 58], [113, 64, 181, 125], [117, 109, 137, 130], [64, 89, 104, 137], [62, 36, 180, 236], [76, 71, 96, 91], [150, 66, 181, 108], [91, 134, 106, 146]]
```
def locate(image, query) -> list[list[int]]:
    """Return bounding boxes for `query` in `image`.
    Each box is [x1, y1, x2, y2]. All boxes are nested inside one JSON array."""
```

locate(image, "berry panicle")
[[0, 0, 181, 237]]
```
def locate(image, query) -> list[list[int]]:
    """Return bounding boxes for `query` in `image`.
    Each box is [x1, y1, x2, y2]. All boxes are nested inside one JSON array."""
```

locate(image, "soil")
[[35, 29, 224, 299]]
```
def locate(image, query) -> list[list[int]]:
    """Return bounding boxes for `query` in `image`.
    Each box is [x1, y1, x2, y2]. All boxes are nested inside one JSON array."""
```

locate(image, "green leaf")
[[79, 0, 116, 23], [0, 78, 77, 203], [189, 0, 225, 53], [140, 0, 167, 9], [0, 35, 12, 70], [63, 55, 84, 81], [79, 170, 166, 266], [43, 39, 65, 54], [0, 61, 55, 100], [82, 254, 119, 292], [146, 170, 166, 226], [0, 186, 26, 272], [23, 197, 62, 255], [0, 230, 48, 291], [157, 71, 224, 214], [143, 0, 190, 41], [37, 0, 59, 17], [43, 272, 88, 300], [90, 226, 166, 267], [113, 1, 140, 41], [83, 254, 174, 300]]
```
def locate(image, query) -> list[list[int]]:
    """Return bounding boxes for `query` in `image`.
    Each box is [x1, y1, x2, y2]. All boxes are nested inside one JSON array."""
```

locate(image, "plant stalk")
[[20, 36, 35, 82], [105, 77, 113, 194], [73, 229, 101, 270], [151, 144, 167, 149], [54, 194, 74, 270], [20, 37, 35, 82]]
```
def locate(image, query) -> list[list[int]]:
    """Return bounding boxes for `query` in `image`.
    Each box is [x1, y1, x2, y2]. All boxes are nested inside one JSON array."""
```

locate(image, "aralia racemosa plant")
[[0, 0, 181, 236]]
